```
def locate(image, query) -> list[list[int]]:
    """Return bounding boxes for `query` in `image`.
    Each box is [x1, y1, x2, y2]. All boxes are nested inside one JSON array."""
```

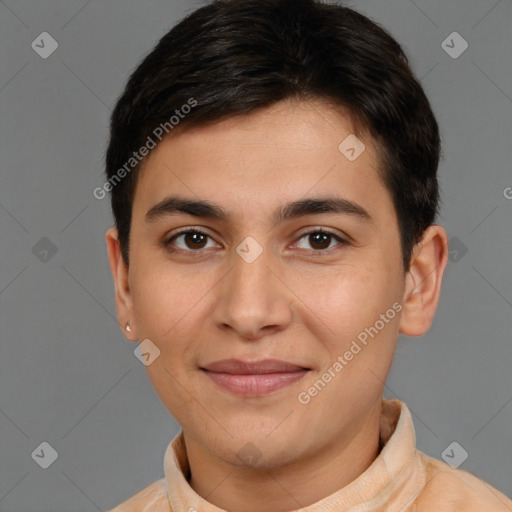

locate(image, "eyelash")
[[163, 227, 349, 255]]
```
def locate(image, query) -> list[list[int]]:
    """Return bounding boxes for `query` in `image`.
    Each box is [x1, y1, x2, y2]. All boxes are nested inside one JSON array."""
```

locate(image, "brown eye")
[[295, 229, 348, 252], [166, 230, 215, 251], [308, 232, 331, 250], [183, 231, 208, 249]]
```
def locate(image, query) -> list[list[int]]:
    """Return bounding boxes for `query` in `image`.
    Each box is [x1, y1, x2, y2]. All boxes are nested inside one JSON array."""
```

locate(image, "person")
[[103, 0, 512, 510]]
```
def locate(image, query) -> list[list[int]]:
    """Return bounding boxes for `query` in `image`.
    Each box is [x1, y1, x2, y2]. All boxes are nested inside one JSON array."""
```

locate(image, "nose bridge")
[[232, 241, 272, 295], [212, 237, 292, 337], [228, 238, 276, 308]]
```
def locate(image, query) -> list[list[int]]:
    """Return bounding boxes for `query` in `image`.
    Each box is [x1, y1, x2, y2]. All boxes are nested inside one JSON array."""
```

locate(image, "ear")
[[399, 225, 449, 337], [105, 227, 138, 341]]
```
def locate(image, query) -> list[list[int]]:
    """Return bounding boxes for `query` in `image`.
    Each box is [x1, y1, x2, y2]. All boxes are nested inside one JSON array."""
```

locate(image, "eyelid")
[[294, 226, 349, 242]]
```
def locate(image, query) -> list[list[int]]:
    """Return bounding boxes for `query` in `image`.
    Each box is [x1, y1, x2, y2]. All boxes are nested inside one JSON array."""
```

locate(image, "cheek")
[[129, 265, 220, 398], [130, 260, 211, 340], [294, 260, 397, 342], [133, 271, 206, 411]]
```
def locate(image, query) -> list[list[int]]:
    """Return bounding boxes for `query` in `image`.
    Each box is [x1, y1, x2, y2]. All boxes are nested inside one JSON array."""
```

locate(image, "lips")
[[200, 358, 310, 396], [201, 358, 308, 374]]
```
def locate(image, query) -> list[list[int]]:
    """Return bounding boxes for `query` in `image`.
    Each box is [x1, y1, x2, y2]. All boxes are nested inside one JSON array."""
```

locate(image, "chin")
[[219, 432, 304, 470]]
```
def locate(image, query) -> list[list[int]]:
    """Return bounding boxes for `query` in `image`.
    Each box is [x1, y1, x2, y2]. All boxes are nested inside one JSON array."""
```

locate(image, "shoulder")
[[414, 451, 512, 511], [107, 477, 170, 512]]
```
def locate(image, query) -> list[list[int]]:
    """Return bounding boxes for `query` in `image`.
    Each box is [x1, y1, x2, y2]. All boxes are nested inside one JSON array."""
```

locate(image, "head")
[[105, 0, 448, 474]]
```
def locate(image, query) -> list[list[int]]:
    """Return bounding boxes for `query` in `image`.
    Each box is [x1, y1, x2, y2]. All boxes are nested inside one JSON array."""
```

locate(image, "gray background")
[[0, 0, 511, 510]]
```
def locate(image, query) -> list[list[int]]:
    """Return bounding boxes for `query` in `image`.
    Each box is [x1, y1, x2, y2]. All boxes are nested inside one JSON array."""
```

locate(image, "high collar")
[[163, 399, 426, 511]]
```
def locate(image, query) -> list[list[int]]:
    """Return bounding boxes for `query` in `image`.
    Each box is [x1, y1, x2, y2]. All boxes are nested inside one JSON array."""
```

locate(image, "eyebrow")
[[145, 195, 373, 225]]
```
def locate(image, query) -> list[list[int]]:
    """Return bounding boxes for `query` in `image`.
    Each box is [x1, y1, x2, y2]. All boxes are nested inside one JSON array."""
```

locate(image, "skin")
[[106, 98, 448, 512]]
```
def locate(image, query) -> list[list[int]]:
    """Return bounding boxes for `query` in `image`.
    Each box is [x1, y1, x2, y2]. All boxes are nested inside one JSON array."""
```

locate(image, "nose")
[[211, 243, 293, 341]]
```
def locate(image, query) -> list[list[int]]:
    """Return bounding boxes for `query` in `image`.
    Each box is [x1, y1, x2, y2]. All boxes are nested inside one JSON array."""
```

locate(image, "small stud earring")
[[125, 321, 132, 333]]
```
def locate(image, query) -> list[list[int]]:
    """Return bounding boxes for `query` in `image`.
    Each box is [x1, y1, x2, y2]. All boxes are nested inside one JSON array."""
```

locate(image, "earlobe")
[[399, 225, 449, 337], [105, 227, 138, 341]]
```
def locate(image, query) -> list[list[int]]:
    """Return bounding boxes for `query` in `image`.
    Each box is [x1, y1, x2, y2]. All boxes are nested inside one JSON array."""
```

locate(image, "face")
[[108, 99, 426, 471]]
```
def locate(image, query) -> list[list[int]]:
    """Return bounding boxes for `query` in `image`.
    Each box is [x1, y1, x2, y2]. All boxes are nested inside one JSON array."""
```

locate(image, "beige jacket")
[[108, 399, 512, 511]]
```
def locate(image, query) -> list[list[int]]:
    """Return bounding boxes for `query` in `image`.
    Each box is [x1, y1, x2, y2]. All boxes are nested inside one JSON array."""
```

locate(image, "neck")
[[185, 399, 382, 512]]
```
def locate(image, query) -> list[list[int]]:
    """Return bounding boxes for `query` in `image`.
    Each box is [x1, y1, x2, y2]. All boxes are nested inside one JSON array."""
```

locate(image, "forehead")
[[131, 99, 392, 227]]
